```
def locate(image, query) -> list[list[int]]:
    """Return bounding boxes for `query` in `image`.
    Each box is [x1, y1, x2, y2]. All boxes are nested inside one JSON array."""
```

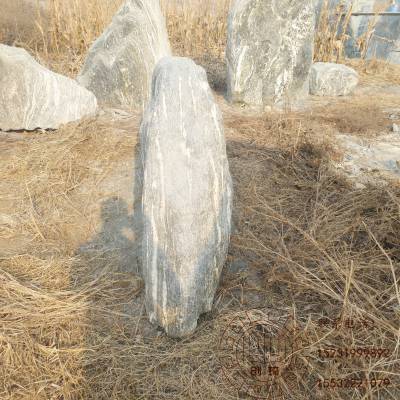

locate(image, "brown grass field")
[[1, 1, 400, 399]]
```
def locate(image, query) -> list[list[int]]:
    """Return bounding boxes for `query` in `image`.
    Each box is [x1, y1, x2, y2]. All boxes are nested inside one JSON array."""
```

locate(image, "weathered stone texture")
[[77, 0, 171, 109], [309, 62, 359, 96], [226, 0, 315, 106], [335, 133, 400, 185], [0, 45, 97, 131], [140, 57, 233, 338]]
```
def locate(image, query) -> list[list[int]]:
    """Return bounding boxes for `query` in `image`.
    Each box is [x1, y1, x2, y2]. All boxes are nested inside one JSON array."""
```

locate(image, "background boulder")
[[0, 44, 97, 131], [310, 62, 359, 96], [77, 0, 171, 109], [226, 0, 315, 107]]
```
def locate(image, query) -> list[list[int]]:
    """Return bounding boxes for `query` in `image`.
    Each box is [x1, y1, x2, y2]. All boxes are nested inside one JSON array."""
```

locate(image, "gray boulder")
[[310, 62, 359, 96], [140, 56, 233, 338], [77, 0, 171, 109], [0, 45, 97, 131], [226, 0, 315, 107]]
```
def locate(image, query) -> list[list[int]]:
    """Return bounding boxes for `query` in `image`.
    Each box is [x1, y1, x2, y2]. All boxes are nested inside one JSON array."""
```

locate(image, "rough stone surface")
[[140, 56, 233, 338], [77, 0, 171, 109], [335, 133, 400, 185], [0, 45, 97, 131], [309, 62, 359, 96], [226, 0, 314, 107]]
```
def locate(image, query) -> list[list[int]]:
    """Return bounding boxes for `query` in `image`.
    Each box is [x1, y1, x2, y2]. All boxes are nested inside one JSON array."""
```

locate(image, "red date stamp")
[[317, 378, 391, 390], [318, 347, 390, 359]]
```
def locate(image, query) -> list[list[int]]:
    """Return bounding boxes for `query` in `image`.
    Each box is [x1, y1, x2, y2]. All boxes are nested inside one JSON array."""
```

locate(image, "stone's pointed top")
[[77, 0, 171, 109], [0, 45, 47, 71], [0, 44, 32, 64], [154, 56, 197, 73], [155, 56, 199, 69], [152, 56, 207, 82], [120, 0, 165, 16], [140, 56, 232, 338], [0, 43, 25, 55], [0, 44, 97, 131]]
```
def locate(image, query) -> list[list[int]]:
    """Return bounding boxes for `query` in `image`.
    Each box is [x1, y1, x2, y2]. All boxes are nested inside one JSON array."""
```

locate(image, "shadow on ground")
[[195, 55, 227, 95]]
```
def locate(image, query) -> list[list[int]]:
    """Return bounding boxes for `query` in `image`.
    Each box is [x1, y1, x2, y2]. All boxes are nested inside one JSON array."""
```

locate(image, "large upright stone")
[[226, 0, 315, 107], [0, 45, 97, 131], [140, 57, 233, 338], [77, 0, 171, 109]]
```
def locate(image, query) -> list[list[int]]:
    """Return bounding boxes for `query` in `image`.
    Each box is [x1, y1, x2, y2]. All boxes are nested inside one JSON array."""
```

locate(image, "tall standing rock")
[[226, 0, 315, 107], [140, 57, 233, 338], [77, 0, 171, 109], [0, 45, 97, 131]]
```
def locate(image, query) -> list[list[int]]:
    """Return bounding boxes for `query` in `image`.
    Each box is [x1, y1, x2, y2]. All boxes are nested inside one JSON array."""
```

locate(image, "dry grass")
[[0, 1, 46, 45], [1, 102, 400, 399], [314, 0, 353, 63], [0, 0, 232, 75], [227, 132, 400, 399], [162, 0, 231, 59], [1, 0, 395, 73], [1, 1, 400, 399], [347, 58, 400, 86]]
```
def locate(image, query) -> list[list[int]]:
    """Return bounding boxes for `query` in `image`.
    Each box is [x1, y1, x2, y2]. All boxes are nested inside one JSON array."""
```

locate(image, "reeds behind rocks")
[[1, 0, 396, 76], [15, 0, 231, 75], [356, 1, 391, 60], [39, 0, 122, 75], [314, 0, 393, 63], [161, 0, 231, 59], [314, 0, 354, 63], [46, 0, 120, 55]]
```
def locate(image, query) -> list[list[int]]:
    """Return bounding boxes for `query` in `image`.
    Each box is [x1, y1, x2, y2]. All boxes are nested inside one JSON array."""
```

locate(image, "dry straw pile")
[[1, 1, 400, 399]]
